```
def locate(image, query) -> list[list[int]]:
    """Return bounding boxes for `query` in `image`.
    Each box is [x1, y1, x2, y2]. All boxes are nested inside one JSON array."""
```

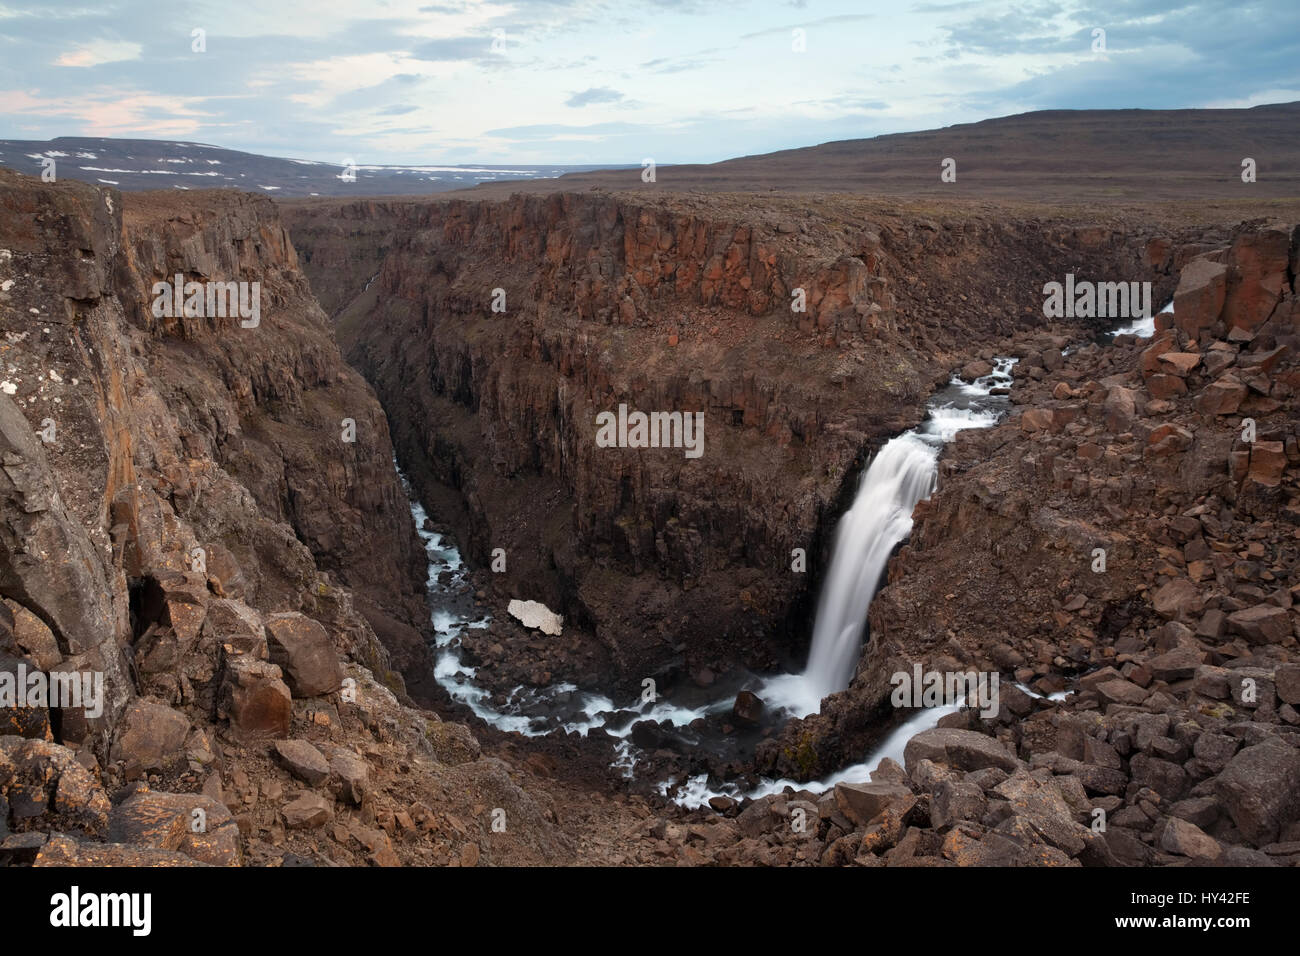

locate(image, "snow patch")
[[507, 599, 563, 636]]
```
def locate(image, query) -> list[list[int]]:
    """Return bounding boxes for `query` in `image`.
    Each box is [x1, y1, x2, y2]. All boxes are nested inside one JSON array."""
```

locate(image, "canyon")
[[2, 122, 1299, 866]]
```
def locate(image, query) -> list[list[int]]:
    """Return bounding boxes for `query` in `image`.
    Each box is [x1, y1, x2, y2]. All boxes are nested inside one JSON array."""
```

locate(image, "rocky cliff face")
[[0, 169, 601, 866], [285, 192, 1183, 687]]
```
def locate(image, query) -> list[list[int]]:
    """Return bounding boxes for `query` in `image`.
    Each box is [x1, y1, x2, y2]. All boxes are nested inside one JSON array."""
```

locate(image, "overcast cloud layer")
[[2, 0, 1297, 165]]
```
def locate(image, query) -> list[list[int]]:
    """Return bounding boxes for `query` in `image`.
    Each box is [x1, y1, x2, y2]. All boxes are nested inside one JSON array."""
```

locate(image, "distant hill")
[[0, 136, 618, 197], [6, 103, 1297, 203], [466, 102, 1300, 202]]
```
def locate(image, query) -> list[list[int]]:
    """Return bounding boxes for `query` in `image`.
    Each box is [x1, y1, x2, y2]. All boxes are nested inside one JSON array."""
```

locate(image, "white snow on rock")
[[507, 599, 563, 636]]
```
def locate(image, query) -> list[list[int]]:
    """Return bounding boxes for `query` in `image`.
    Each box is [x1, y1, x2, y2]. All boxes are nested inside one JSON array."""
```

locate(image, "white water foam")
[[399, 357, 1018, 798], [1111, 298, 1173, 339]]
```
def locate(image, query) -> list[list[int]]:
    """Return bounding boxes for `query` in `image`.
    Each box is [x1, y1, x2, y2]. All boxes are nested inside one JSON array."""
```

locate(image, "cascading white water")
[[401, 358, 1018, 798], [801, 434, 938, 702]]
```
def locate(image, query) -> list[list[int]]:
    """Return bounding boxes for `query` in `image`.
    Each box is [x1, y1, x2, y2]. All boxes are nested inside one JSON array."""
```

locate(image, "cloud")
[[565, 86, 624, 107], [55, 39, 142, 67], [410, 34, 497, 62], [740, 12, 873, 40], [640, 48, 724, 74]]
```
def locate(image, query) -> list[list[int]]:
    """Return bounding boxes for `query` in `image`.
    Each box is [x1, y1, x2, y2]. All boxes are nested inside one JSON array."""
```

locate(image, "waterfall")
[[802, 434, 939, 699]]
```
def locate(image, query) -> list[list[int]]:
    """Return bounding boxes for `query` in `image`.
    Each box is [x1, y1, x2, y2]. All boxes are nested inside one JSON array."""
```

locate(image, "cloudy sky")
[[1, 0, 1297, 165]]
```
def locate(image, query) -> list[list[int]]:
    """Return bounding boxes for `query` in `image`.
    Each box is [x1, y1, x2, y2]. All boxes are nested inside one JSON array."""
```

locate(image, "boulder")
[[1130, 754, 1186, 800], [833, 781, 914, 828], [1222, 224, 1291, 333], [1152, 578, 1201, 622], [1215, 737, 1300, 845], [1275, 664, 1300, 706], [108, 791, 239, 866], [3, 600, 61, 670], [424, 720, 482, 765], [1159, 817, 1221, 861], [266, 613, 342, 698], [1095, 679, 1148, 706], [218, 656, 292, 739], [1145, 645, 1203, 682], [0, 737, 110, 838], [282, 792, 332, 829], [1157, 352, 1201, 376], [1246, 442, 1287, 487], [1172, 257, 1227, 334], [930, 778, 987, 829], [274, 739, 330, 786], [110, 699, 191, 772], [1103, 386, 1138, 432], [903, 728, 1022, 775], [1195, 377, 1247, 415], [1145, 373, 1187, 400], [732, 690, 764, 726], [34, 833, 205, 867], [327, 749, 369, 805], [1227, 605, 1291, 644]]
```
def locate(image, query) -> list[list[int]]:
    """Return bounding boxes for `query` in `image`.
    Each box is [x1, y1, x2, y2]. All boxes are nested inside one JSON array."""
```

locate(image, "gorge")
[[2, 111, 1299, 868]]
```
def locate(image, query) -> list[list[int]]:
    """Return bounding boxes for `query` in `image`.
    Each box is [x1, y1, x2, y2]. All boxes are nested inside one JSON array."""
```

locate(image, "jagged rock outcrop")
[[0, 170, 598, 867]]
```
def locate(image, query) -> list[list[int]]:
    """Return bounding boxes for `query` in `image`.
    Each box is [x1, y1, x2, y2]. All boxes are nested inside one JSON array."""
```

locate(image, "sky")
[[1, 0, 1297, 166]]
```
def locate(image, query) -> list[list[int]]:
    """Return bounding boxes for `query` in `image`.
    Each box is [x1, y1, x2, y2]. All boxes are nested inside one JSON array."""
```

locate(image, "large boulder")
[[833, 781, 914, 827], [903, 728, 1022, 775], [1172, 257, 1227, 335], [1215, 737, 1300, 845], [0, 736, 110, 838], [218, 656, 292, 740], [506, 599, 563, 636], [109, 699, 191, 772], [1222, 224, 1291, 334], [1227, 605, 1291, 644], [34, 833, 206, 867], [108, 790, 239, 866], [265, 613, 342, 698]]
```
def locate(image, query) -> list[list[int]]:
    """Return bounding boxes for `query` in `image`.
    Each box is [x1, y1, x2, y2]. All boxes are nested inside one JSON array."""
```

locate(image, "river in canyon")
[[402, 306, 1166, 805]]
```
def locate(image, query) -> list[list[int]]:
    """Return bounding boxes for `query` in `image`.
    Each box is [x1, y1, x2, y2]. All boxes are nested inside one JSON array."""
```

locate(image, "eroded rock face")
[[0, 169, 591, 868], [0, 168, 442, 722], [286, 193, 1169, 685]]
